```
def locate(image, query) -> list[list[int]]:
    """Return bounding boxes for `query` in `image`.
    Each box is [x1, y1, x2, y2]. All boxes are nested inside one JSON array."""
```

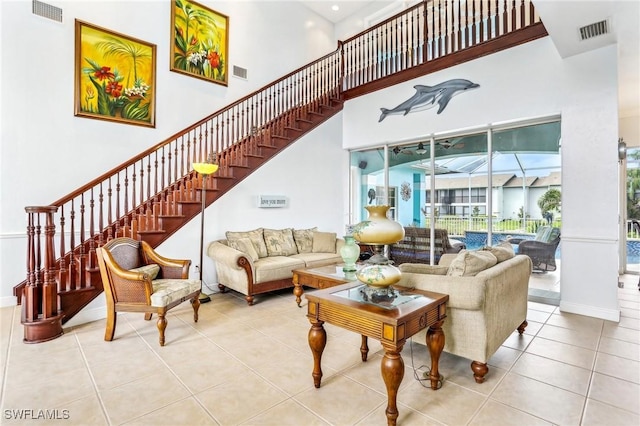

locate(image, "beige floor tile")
[[526, 336, 596, 369], [527, 301, 557, 313], [621, 306, 640, 319], [1, 366, 96, 411], [89, 346, 168, 391], [525, 309, 553, 324], [603, 322, 640, 344], [619, 316, 640, 330], [537, 323, 601, 350], [164, 345, 255, 394], [399, 379, 486, 425], [240, 398, 330, 426], [546, 311, 605, 332], [468, 400, 552, 426], [588, 372, 640, 414], [521, 320, 544, 336], [491, 372, 585, 425], [582, 398, 640, 426], [598, 336, 640, 361], [100, 370, 191, 424], [594, 352, 640, 384], [356, 402, 440, 425], [58, 395, 109, 426], [195, 370, 288, 425], [510, 352, 591, 395], [294, 374, 386, 425], [123, 396, 215, 425], [501, 329, 535, 351]]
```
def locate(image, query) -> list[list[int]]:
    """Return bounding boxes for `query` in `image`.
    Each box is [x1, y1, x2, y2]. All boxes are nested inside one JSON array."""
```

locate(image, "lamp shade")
[[353, 205, 404, 245], [193, 163, 219, 175]]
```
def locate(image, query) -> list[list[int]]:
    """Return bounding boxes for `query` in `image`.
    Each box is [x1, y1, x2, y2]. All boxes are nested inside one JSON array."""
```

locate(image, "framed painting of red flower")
[[74, 20, 156, 127], [171, 0, 229, 86]]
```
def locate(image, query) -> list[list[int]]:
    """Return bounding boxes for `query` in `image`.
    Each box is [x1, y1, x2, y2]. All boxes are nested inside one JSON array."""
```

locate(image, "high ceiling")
[[297, 0, 639, 116]]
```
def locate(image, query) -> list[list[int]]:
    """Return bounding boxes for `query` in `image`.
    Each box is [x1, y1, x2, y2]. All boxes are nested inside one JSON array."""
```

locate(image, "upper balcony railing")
[[341, 0, 540, 90]]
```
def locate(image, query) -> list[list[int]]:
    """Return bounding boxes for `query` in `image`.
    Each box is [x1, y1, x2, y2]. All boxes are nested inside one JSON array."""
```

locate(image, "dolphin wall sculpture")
[[378, 78, 480, 122]]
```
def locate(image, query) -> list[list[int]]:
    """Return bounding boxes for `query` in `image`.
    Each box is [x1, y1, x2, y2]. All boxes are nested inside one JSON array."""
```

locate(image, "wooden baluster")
[[519, 0, 525, 29], [42, 208, 58, 318], [24, 208, 38, 322], [107, 178, 113, 241], [69, 199, 76, 290], [58, 205, 68, 291], [510, 0, 516, 33], [97, 184, 104, 246]]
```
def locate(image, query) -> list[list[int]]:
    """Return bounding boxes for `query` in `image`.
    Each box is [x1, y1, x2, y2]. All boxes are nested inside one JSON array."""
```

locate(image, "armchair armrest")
[[506, 237, 527, 245], [141, 240, 190, 279]]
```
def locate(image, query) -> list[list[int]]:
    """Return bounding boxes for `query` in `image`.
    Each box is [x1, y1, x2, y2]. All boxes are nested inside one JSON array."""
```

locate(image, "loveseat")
[[207, 227, 344, 305], [389, 227, 466, 265], [396, 242, 532, 383]]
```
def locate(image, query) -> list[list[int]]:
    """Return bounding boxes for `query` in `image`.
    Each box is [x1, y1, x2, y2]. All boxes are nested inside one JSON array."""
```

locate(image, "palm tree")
[[96, 36, 151, 84], [538, 188, 561, 223]]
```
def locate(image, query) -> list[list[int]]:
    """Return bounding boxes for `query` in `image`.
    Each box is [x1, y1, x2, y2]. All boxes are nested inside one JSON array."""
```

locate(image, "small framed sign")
[[257, 195, 288, 208]]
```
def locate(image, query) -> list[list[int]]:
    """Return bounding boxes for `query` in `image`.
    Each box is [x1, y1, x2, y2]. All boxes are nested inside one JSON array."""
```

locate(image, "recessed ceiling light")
[[332, 5, 339, 12]]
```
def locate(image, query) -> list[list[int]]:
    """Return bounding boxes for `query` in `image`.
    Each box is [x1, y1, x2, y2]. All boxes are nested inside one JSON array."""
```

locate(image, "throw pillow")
[[293, 227, 317, 253], [482, 241, 515, 263], [264, 228, 298, 256], [226, 228, 268, 258], [446, 250, 498, 277], [399, 264, 449, 275], [228, 237, 259, 262], [130, 263, 160, 280], [312, 231, 337, 253]]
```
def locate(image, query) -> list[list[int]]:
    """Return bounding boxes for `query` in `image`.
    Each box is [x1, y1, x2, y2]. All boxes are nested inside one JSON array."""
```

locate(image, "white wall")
[[0, 0, 338, 306], [342, 38, 622, 321]]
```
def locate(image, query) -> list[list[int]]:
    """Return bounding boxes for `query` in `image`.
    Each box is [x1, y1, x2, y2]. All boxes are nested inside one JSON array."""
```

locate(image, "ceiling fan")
[[392, 142, 428, 156], [436, 140, 465, 149]]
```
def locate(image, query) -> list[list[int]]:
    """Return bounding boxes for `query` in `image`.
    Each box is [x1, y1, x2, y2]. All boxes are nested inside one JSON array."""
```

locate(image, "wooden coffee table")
[[305, 282, 448, 426], [292, 264, 357, 307]]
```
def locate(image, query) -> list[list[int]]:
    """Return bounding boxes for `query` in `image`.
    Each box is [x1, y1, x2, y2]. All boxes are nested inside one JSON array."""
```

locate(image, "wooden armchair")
[[96, 237, 201, 346]]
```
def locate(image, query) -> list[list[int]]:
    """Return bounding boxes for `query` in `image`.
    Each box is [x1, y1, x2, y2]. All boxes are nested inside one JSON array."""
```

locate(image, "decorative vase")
[[352, 205, 405, 289], [340, 235, 360, 272]]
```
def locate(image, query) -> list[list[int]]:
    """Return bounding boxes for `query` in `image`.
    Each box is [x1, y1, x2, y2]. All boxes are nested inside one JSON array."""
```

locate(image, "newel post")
[[22, 206, 64, 343]]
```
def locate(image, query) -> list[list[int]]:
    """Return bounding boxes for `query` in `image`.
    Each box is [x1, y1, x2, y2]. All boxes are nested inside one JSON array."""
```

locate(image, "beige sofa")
[[207, 227, 343, 305], [397, 244, 532, 383]]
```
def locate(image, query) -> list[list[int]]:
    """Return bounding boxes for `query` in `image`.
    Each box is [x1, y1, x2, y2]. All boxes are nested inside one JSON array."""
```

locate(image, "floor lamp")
[[192, 161, 219, 303]]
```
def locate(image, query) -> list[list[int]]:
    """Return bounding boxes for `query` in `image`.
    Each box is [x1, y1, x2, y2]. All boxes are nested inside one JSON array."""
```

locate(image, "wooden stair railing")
[[15, 0, 546, 343]]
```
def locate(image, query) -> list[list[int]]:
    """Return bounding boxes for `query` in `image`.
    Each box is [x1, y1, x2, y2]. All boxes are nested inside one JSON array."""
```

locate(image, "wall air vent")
[[233, 65, 248, 80], [32, 0, 62, 23], [579, 20, 608, 41]]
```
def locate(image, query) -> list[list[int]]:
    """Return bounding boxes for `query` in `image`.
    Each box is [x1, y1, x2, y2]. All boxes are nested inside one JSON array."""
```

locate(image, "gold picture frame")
[[170, 0, 229, 86], [74, 20, 156, 127]]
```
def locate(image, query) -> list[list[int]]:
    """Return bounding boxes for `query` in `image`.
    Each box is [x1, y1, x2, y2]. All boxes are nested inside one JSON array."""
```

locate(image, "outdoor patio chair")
[[508, 226, 560, 272]]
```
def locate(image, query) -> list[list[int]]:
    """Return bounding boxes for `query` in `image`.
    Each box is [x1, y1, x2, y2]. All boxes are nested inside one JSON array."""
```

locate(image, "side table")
[[306, 282, 448, 426]]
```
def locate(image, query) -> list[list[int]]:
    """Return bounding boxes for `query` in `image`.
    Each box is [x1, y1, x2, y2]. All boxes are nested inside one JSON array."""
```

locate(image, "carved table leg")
[[157, 312, 167, 347], [308, 319, 326, 388], [360, 335, 369, 362], [381, 343, 404, 426], [293, 274, 303, 307], [426, 319, 445, 389]]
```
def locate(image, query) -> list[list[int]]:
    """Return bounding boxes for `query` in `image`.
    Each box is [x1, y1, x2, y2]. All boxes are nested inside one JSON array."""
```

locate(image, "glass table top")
[[333, 284, 422, 310]]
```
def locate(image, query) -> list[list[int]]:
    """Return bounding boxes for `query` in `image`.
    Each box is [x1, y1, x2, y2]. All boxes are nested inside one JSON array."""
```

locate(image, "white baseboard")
[[64, 306, 107, 328], [559, 300, 621, 322]]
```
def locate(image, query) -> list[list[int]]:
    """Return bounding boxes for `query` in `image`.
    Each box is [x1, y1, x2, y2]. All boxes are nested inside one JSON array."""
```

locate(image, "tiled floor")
[[0, 274, 638, 425]]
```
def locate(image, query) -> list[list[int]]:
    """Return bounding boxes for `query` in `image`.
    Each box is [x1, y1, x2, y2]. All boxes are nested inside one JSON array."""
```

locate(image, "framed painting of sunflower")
[[171, 0, 229, 86], [74, 20, 156, 127]]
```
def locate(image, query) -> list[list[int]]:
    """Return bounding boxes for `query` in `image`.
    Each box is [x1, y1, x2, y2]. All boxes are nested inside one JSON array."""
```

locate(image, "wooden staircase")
[[15, 0, 546, 343]]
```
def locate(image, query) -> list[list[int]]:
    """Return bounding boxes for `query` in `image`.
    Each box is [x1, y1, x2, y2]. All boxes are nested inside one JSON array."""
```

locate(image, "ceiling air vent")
[[579, 20, 608, 41], [233, 65, 248, 80], [32, 0, 62, 23]]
